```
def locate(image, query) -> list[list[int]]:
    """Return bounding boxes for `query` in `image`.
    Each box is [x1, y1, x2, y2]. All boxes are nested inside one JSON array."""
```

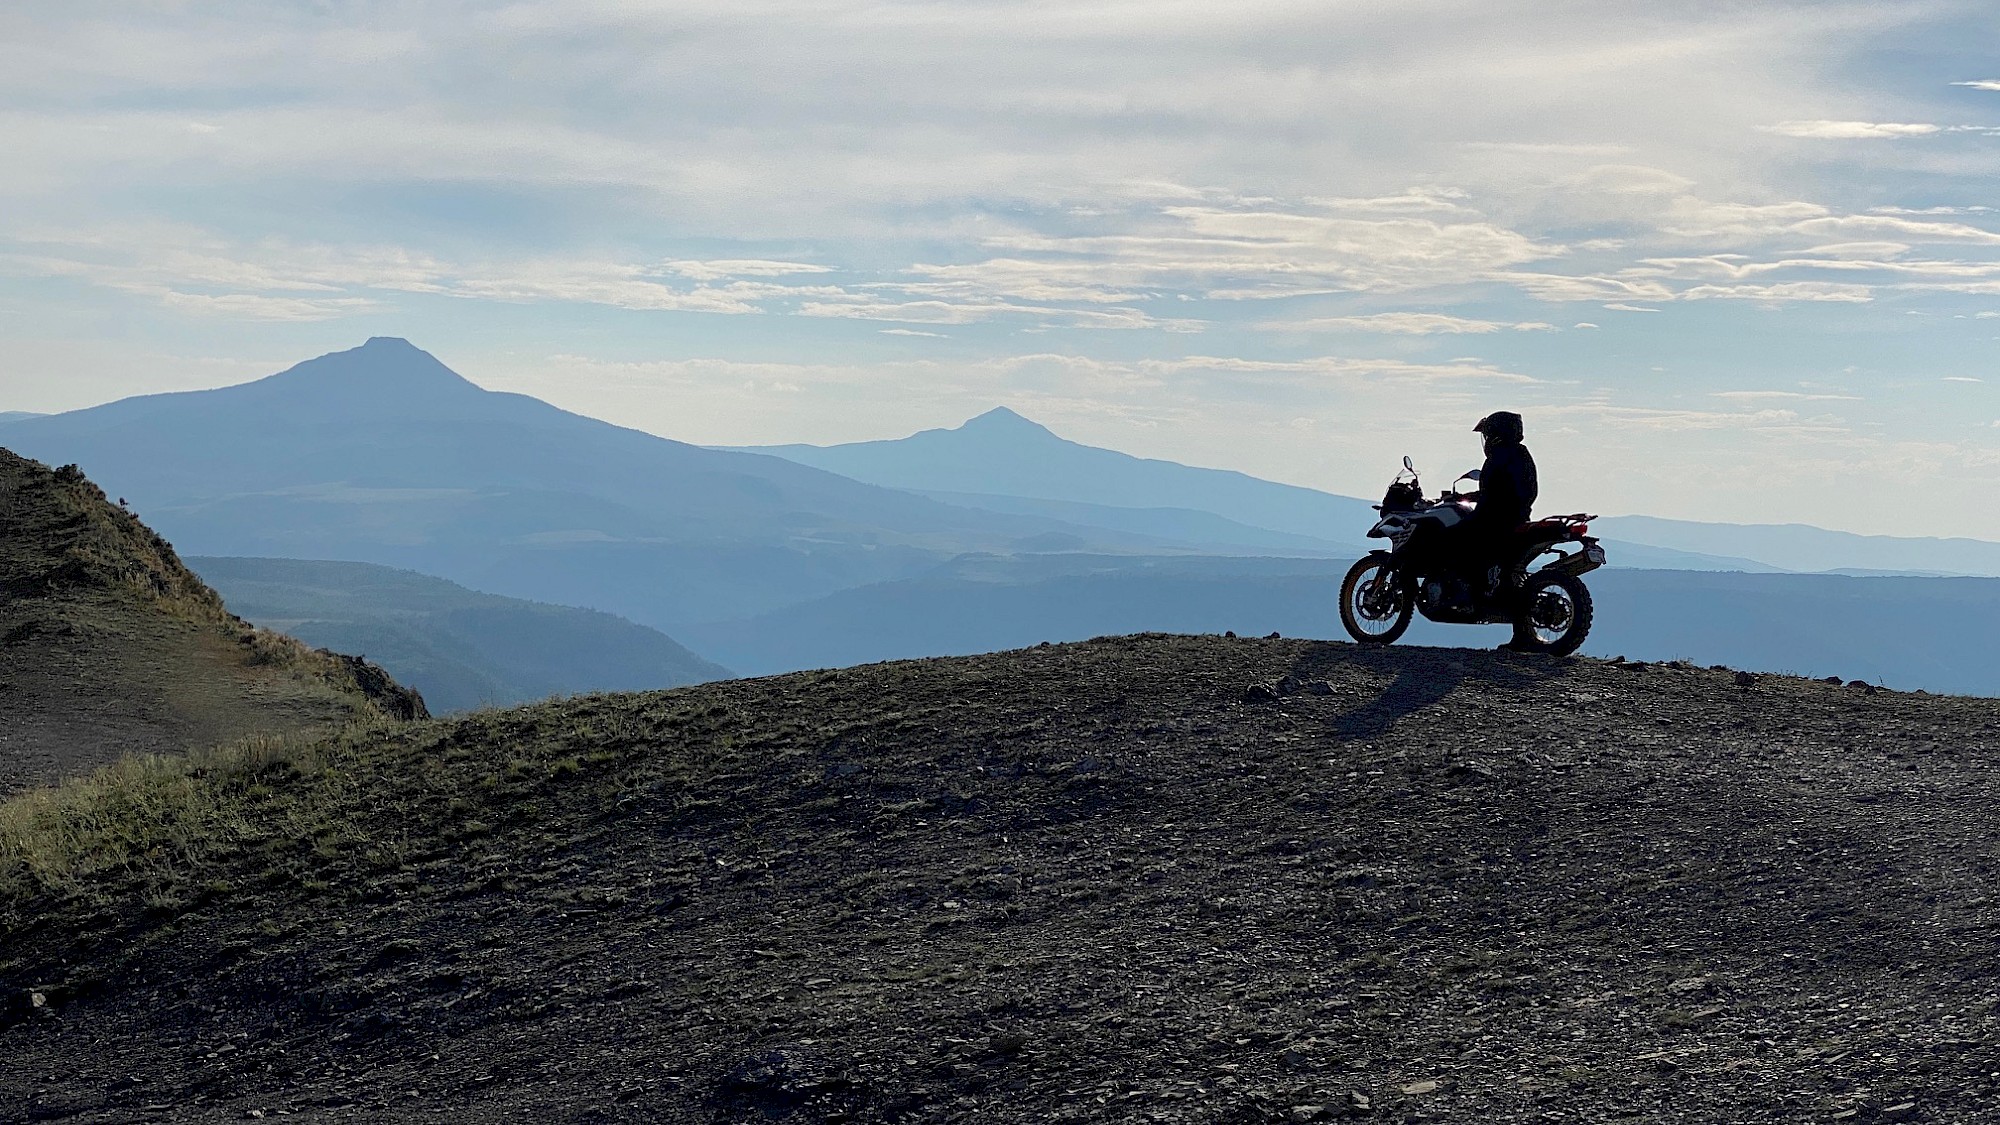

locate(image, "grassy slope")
[[3, 635, 1999, 1123], [0, 450, 425, 793], [189, 556, 732, 713]]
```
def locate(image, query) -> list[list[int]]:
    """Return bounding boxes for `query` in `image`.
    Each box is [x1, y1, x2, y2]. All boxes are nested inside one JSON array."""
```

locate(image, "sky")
[[3, 0, 1999, 537]]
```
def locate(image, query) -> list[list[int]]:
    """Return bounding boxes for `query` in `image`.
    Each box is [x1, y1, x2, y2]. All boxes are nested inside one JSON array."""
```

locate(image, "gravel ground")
[[5, 634, 2000, 1124]]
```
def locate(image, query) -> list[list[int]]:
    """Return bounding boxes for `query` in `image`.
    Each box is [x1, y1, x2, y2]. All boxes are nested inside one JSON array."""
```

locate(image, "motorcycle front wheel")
[[1517, 571, 1594, 656], [1340, 555, 1413, 644]]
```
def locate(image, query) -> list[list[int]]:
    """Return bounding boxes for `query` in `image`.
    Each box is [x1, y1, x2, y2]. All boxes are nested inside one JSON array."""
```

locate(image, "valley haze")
[[4, 338, 1998, 696]]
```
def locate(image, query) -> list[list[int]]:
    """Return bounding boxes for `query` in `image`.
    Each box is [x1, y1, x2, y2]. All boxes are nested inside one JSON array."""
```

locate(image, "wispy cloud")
[[0, 229, 862, 319], [1547, 402, 1851, 435], [1759, 120, 1941, 139], [1873, 205, 1998, 216], [149, 291, 380, 321], [1713, 390, 1863, 401], [1264, 312, 1557, 334], [1184, 354, 1531, 378], [1791, 214, 2000, 244], [1679, 281, 1874, 303], [1501, 274, 1675, 303], [1951, 80, 2000, 92], [661, 260, 833, 281], [799, 296, 1187, 331], [918, 199, 1562, 308]]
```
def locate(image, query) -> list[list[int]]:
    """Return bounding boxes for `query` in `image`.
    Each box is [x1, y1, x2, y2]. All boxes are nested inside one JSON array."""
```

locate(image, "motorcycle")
[[1338, 456, 1606, 655]]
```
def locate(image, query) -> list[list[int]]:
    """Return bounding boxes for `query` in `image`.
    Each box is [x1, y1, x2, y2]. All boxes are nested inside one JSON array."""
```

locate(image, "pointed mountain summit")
[[149, 336, 513, 429], [0, 450, 424, 793], [955, 406, 1059, 439], [249, 337, 485, 409]]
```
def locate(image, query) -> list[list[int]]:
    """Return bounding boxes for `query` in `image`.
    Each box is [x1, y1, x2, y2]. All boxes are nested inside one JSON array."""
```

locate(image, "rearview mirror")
[[1463, 469, 1481, 481], [1402, 455, 1414, 472]]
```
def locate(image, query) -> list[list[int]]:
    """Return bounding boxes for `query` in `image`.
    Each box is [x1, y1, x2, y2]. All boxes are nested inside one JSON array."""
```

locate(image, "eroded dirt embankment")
[[5, 635, 2000, 1124], [0, 448, 424, 794]]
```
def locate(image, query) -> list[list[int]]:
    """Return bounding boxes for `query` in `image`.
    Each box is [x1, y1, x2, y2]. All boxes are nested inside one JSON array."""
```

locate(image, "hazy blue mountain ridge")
[[0, 340, 1188, 629], [8, 342, 1020, 533], [682, 553, 2000, 696], [12, 340, 2000, 699], [0, 412, 43, 425], [191, 556, 730, 713], [1594, 514, 2000, 578], [741, 408, 1383, 544], [912, 489, 1363, 556], [1587, 540, 1785, 573], [743, 408, 1996, 578], [918, 483, 1780, 574]]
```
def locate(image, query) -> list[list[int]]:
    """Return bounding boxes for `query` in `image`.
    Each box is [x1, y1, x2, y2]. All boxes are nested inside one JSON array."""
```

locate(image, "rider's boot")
[[1499, 596, 1540, 652]]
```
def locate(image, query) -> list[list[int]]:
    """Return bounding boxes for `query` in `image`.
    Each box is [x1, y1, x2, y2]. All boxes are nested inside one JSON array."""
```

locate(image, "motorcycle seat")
[[1510, 519, 1576, 544]]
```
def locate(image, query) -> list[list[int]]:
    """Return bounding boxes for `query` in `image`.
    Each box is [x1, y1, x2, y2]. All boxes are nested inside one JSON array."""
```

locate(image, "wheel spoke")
[[1531, 587, 1575, 643], [1518, 573, 1593, 657], [1348, 565, 1403, 635], [1342, 558, 1412, 644]]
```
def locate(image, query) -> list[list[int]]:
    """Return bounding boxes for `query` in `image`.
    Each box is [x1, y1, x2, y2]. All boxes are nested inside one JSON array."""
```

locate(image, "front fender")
[[1364, 548, 1406, 581]]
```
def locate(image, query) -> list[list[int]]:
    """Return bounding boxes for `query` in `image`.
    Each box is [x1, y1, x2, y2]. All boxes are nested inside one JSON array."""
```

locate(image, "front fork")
[[1363, 552, 1409, 614]]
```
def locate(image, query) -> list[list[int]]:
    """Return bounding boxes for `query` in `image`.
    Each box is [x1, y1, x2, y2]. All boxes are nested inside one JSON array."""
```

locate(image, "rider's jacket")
[[1470, 442, 1538, 530]]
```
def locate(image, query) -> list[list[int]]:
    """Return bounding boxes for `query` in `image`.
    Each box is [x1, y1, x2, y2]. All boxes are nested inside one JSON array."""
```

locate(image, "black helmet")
[[1474, 411, 1524, 444]]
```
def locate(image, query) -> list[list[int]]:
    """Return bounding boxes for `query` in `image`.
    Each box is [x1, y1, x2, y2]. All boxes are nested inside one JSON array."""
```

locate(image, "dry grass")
[[34, 461, 234, 629], [0, 693, 660, 917], [2, 450, 428, 736], [0, 724, 391, 906]]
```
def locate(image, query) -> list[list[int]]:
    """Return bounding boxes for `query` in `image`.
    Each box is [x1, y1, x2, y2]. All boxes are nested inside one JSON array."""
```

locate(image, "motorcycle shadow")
[[1288, 642, 1570, 743]]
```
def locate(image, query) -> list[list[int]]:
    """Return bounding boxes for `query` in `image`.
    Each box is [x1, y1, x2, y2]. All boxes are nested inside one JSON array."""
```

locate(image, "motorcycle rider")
[[1405, 410, 1538, 612], [1466, 411, 1540, 650], [1462, 411, 1538, 572]]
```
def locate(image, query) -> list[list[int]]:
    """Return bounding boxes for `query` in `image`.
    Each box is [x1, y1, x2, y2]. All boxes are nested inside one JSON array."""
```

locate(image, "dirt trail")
[[5, 635, 1999, 1123]]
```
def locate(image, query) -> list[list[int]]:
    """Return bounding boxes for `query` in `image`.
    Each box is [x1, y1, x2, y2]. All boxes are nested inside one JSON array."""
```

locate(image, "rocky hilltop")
[[0, 448, 425, 793], [4, 633, 1998, 1123]]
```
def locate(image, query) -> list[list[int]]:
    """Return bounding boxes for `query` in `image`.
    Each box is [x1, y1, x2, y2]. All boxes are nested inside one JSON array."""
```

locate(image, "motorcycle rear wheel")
[[1517, 571, 1593, 656], [1340, 556, 1413, 644]]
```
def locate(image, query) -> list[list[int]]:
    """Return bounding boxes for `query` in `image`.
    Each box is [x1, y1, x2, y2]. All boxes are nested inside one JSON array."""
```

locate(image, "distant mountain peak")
[[958, 407, 1056, 438], [261, 338, 480, 399]]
